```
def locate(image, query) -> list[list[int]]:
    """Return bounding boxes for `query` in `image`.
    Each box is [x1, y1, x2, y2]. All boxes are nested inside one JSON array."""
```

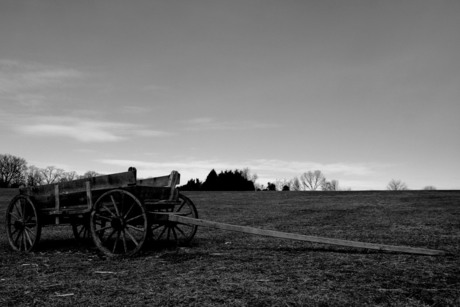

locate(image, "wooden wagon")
[[5, 168, 446, 257], [5, 168, 198, 257]]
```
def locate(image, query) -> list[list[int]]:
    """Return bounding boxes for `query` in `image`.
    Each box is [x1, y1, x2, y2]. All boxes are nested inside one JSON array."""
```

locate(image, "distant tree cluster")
[[181, 169, 255, 191], [0, 153, 102, 188]]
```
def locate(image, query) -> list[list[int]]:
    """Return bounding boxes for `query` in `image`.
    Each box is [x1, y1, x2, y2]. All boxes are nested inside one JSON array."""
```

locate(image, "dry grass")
[[1, 189, 459, 306]]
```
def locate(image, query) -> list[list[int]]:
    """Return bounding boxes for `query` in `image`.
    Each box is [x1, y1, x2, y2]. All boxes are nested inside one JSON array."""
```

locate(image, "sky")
[[1, 0, 459, 190]]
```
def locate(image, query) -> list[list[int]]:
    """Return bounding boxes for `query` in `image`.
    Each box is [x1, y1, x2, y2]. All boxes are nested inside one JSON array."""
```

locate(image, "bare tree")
[[423, 185, 436, 190], [322, 179, 339, 191], [60, 171, 79, 182], [300, 170, 326, 191], [387, 179, 408, 191], [81, 170, 102, 178], [0, 154, 27, 187], [26, 165, 44, 187], [41, 166, 64, 184], [290, 177, 301, 191]]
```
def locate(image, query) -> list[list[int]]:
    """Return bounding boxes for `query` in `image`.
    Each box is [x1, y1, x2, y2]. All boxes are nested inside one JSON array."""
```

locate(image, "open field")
[[1, 189, 459, 306]]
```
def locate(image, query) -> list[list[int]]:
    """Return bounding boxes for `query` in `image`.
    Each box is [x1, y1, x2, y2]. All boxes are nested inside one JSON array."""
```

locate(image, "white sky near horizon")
[[1, 0, 459, 190]]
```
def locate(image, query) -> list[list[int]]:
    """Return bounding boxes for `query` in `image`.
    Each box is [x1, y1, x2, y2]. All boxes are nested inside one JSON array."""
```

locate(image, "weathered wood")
[[20, 171, 137, 197], [54, 185, 60, 224], [85, 181, 92, 210], [137, 171, 180, 188], [160, 214, 446, 256]]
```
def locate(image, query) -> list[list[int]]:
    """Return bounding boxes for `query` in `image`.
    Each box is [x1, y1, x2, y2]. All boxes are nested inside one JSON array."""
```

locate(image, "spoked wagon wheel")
[[5, 195, 41, 252], [150, 194, 198, 245], [90, 189, 148, 257]]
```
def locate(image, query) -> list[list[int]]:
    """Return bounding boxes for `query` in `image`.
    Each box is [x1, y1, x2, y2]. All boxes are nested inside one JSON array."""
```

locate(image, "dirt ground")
[[1, 189, 459, 306]]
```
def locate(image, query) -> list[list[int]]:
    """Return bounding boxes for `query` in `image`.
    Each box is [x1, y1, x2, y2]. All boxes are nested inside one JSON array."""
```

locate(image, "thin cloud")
[[14, 116, 172, 143], [183, 117, 280, 131], [0, 59, 84, 105]]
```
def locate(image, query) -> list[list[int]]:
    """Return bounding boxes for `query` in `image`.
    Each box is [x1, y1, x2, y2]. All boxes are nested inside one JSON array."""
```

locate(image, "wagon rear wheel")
[[150, 194, 198, 245], [90, 189, 148, 257], [5, 195, 41, 252]]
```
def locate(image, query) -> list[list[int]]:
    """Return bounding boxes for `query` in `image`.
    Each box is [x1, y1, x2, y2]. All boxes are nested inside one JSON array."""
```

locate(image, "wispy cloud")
[[13, 116, 172, 143], [183, 117, 280, 131], [0, 59, 84, 106]]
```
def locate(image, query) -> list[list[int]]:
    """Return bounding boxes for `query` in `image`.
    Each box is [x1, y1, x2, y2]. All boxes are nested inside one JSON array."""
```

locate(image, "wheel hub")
[[111, 217, 125, 231], [14, 220, 25, 230]]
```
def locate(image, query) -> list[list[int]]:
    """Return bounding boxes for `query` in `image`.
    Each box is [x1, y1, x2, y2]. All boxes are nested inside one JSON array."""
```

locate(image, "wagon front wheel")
[[90, 189, 148, 257], [5, 195, 41, 252]]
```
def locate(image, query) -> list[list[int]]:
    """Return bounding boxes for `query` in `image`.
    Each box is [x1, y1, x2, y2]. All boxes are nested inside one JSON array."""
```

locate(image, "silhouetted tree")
[[202, 169, 219, 191], [282, 185, 290, 191], [41, 166, 64, 184], [423, 185, 436, 190], [81, 170, 102, 178], [300, 170, 326, 190], [0, 154, 27, 187], [180, 178, 203, 191], [387, 179, 408, 191], [59, 171, 79, 182], [322, 179, 339, 191], [25, 165, 44, 187], [290, 177, 301, 191], [267, 182, 276, 191]]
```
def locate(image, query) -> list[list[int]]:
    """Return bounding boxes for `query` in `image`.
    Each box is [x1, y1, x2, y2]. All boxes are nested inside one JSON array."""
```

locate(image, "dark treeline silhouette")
[[181, 169, 255, 191]]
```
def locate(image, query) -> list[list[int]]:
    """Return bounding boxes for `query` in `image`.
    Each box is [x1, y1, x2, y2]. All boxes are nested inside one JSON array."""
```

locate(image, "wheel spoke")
[[102, 204, 117, 218], [127, 224, 145, 233], [24, 228, 33, 248], [9, 211, 20, 221], [171, 226, 178, 242], [174, 225, 187, 238], [24, 227, 36, 239], [156, 226, 167, 240], [151, 224, 163, 231], [103, 228, 117, 243], [95, 225, 113, 233], [121, 231, 128, 253], [14, 230, 22, 246], [125, 228, 139, 246], [123, 203, 135, 219], [110, 195, 121, 216], [10, 227, 19, 237], [125, 214, 144, 223], [176, 200, 186, 212], [94, 213, 112, 222], [112, 231, 121, 253]]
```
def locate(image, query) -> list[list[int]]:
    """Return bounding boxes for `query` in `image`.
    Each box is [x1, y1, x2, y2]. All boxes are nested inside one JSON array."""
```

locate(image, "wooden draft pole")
[[162, 214, 446, 256]]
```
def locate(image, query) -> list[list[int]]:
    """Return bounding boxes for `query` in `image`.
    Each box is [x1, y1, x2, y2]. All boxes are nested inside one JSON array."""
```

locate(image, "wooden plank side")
[[162, 214, 446, 256], [20, 171, 136, 196], [137, 175, 171, 187]]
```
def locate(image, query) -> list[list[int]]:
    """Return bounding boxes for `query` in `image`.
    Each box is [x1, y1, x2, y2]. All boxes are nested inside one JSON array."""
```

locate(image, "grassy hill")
[[0, 190, 459, 306]]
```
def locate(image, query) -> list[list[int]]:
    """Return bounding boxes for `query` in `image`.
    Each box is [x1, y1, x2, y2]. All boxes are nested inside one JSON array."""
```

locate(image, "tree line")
[[0, 154, 101, 188], [1, 153, 436, 190]]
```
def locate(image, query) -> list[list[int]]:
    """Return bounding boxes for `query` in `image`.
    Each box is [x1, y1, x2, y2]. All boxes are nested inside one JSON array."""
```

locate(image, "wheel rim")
[[5, 195, 41, 252], [90, 189, 147, 257], [150, 194, 198, 244]]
